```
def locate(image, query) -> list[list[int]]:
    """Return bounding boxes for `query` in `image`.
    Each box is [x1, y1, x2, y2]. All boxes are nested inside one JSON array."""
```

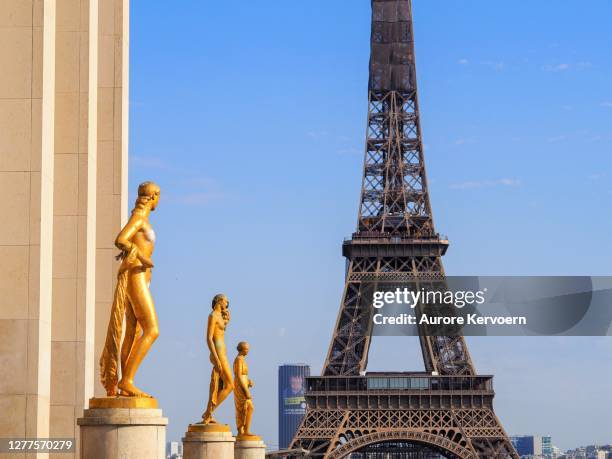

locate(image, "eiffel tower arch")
[[289, 1, 518, 457]]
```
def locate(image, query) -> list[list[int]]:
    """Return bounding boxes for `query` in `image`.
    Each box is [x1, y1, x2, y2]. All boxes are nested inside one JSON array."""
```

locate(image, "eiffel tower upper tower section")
[[357, 0, 436, 240]]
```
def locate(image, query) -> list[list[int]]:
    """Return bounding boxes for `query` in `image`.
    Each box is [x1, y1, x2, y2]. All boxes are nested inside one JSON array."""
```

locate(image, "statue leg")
[[202, 368, 220, 423], [120, 301, 138, 375], [235, 401, 244, 434], [214, 362, 234, 407], [244, 399, 254, 435], [118, 271, 159, 397]]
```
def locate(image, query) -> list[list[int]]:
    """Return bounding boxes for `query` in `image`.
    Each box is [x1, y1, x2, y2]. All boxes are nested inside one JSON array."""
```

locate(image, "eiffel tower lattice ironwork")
[[289, 1, 518, 458]]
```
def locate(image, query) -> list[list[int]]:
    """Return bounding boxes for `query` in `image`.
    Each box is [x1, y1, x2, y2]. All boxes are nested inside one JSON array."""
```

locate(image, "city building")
[[278, 363, 310, 449], [166, 441, 182, 459], [558, 445, 612, 459], [543, 436, 553, 456], [511, 435, 553, 457]]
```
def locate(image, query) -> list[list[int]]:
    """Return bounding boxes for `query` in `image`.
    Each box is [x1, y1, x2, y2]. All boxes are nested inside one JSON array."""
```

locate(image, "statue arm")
[[115, 214, 153, 268], [115, 214, 141, 252]]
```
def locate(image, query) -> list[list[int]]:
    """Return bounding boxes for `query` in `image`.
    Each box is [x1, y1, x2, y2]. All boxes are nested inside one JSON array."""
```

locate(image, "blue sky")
[[128, 0, 612, 451]]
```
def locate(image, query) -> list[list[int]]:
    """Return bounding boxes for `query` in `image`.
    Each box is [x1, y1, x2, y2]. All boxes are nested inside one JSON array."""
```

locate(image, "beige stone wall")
[[0, 0, 128, 457], [0, 3, 56, 458], [48, 1, 98, 457]]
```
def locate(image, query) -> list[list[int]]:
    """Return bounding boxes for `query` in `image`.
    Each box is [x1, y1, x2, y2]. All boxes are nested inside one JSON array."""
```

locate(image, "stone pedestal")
[[235, 437, 267, 459], [77, 400, 167, 459], [182, 423, 235, 459]]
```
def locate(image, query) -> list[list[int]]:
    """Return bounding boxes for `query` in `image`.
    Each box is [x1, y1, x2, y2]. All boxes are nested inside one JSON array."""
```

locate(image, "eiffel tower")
[[289, 1, 518, 458]]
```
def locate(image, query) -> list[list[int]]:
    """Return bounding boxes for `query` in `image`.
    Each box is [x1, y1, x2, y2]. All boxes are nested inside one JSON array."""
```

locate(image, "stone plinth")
[[77, 402, 167, 459], [235, 437, 267, 459], [88, 396, 159, 409], [183, 423, 235, 459]]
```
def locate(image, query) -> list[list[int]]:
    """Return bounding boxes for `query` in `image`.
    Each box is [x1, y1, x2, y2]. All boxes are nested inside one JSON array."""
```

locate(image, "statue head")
[[135, 181, 161, 211], [237, 341, 249, 356], [212, 293, 229, 311]]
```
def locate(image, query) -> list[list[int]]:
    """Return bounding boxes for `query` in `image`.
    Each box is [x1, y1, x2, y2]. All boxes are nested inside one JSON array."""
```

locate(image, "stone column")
[[0, 3, 56, 459], [49, 1, 98, 458], [182, 424, 236, 459], [77, 407, 167, 459]]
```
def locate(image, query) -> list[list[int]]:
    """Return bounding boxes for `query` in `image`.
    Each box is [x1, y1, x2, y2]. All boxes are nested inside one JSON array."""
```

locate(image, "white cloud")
[[307, 130, 328, 140], [450, 178, 521, 190], [173, 192, 224, 205], [588, 173, 606, 181], [449, 181, 483, 190], [544, 62, 591, 72], [453, 137, 479, 146], [338, 147, 361, 156], [544, 63, 570, 72], [497, 178, 521, 186], [547, 135, 567, 143], [458, 58, 469, 65], [601, 102, 612, 108], [179, 176, 218, 188], [130, 155, 167, 169], [482, 60, 505, 71]]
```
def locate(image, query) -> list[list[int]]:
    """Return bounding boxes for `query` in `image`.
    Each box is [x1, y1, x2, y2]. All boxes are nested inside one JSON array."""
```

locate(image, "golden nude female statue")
[[233, 342, 258, 439], [202, 294, 234, 424], [99, 181, 160, 398]]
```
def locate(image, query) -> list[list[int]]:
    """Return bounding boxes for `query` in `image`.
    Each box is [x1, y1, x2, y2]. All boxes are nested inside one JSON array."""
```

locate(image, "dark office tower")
[[289, 1, 517, 457], [510, 436, 551, 457], [279, 364, 311, 449]]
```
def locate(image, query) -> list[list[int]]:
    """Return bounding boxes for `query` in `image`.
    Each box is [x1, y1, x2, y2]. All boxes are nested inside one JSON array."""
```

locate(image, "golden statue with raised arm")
[[99, 181, 161, 399], [202, 294, 234, 424], [233, 342, 258, 439]]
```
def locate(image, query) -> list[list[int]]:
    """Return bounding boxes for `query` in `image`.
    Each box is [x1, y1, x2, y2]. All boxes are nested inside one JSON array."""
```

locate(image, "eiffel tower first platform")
[[289, 1, 518, 458]]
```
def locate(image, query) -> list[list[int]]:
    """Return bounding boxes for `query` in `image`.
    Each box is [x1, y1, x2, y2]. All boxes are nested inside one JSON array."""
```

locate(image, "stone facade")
[[0, 1, 129, 458]]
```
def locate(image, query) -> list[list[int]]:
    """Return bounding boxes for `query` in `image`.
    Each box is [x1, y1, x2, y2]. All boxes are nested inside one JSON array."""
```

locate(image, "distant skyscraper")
[[278, 364, 310, 449], [511, 435, 552, 457], [512, 435, 534, 456], [166, 441, 182, 459], [542, 436, 553, 456]]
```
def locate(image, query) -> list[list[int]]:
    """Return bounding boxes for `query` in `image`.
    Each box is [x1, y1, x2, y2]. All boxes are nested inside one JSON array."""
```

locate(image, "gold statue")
[[233, 342, 258, 439], [99, 181, 161, 398], [202, 294, 234, 424]]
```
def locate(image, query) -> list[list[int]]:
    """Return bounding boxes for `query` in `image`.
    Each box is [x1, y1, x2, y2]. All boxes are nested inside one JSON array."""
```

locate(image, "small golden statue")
[[233, 342, 258, 439], [202, 294, 234, 424], [98, 181, 160, 400]]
